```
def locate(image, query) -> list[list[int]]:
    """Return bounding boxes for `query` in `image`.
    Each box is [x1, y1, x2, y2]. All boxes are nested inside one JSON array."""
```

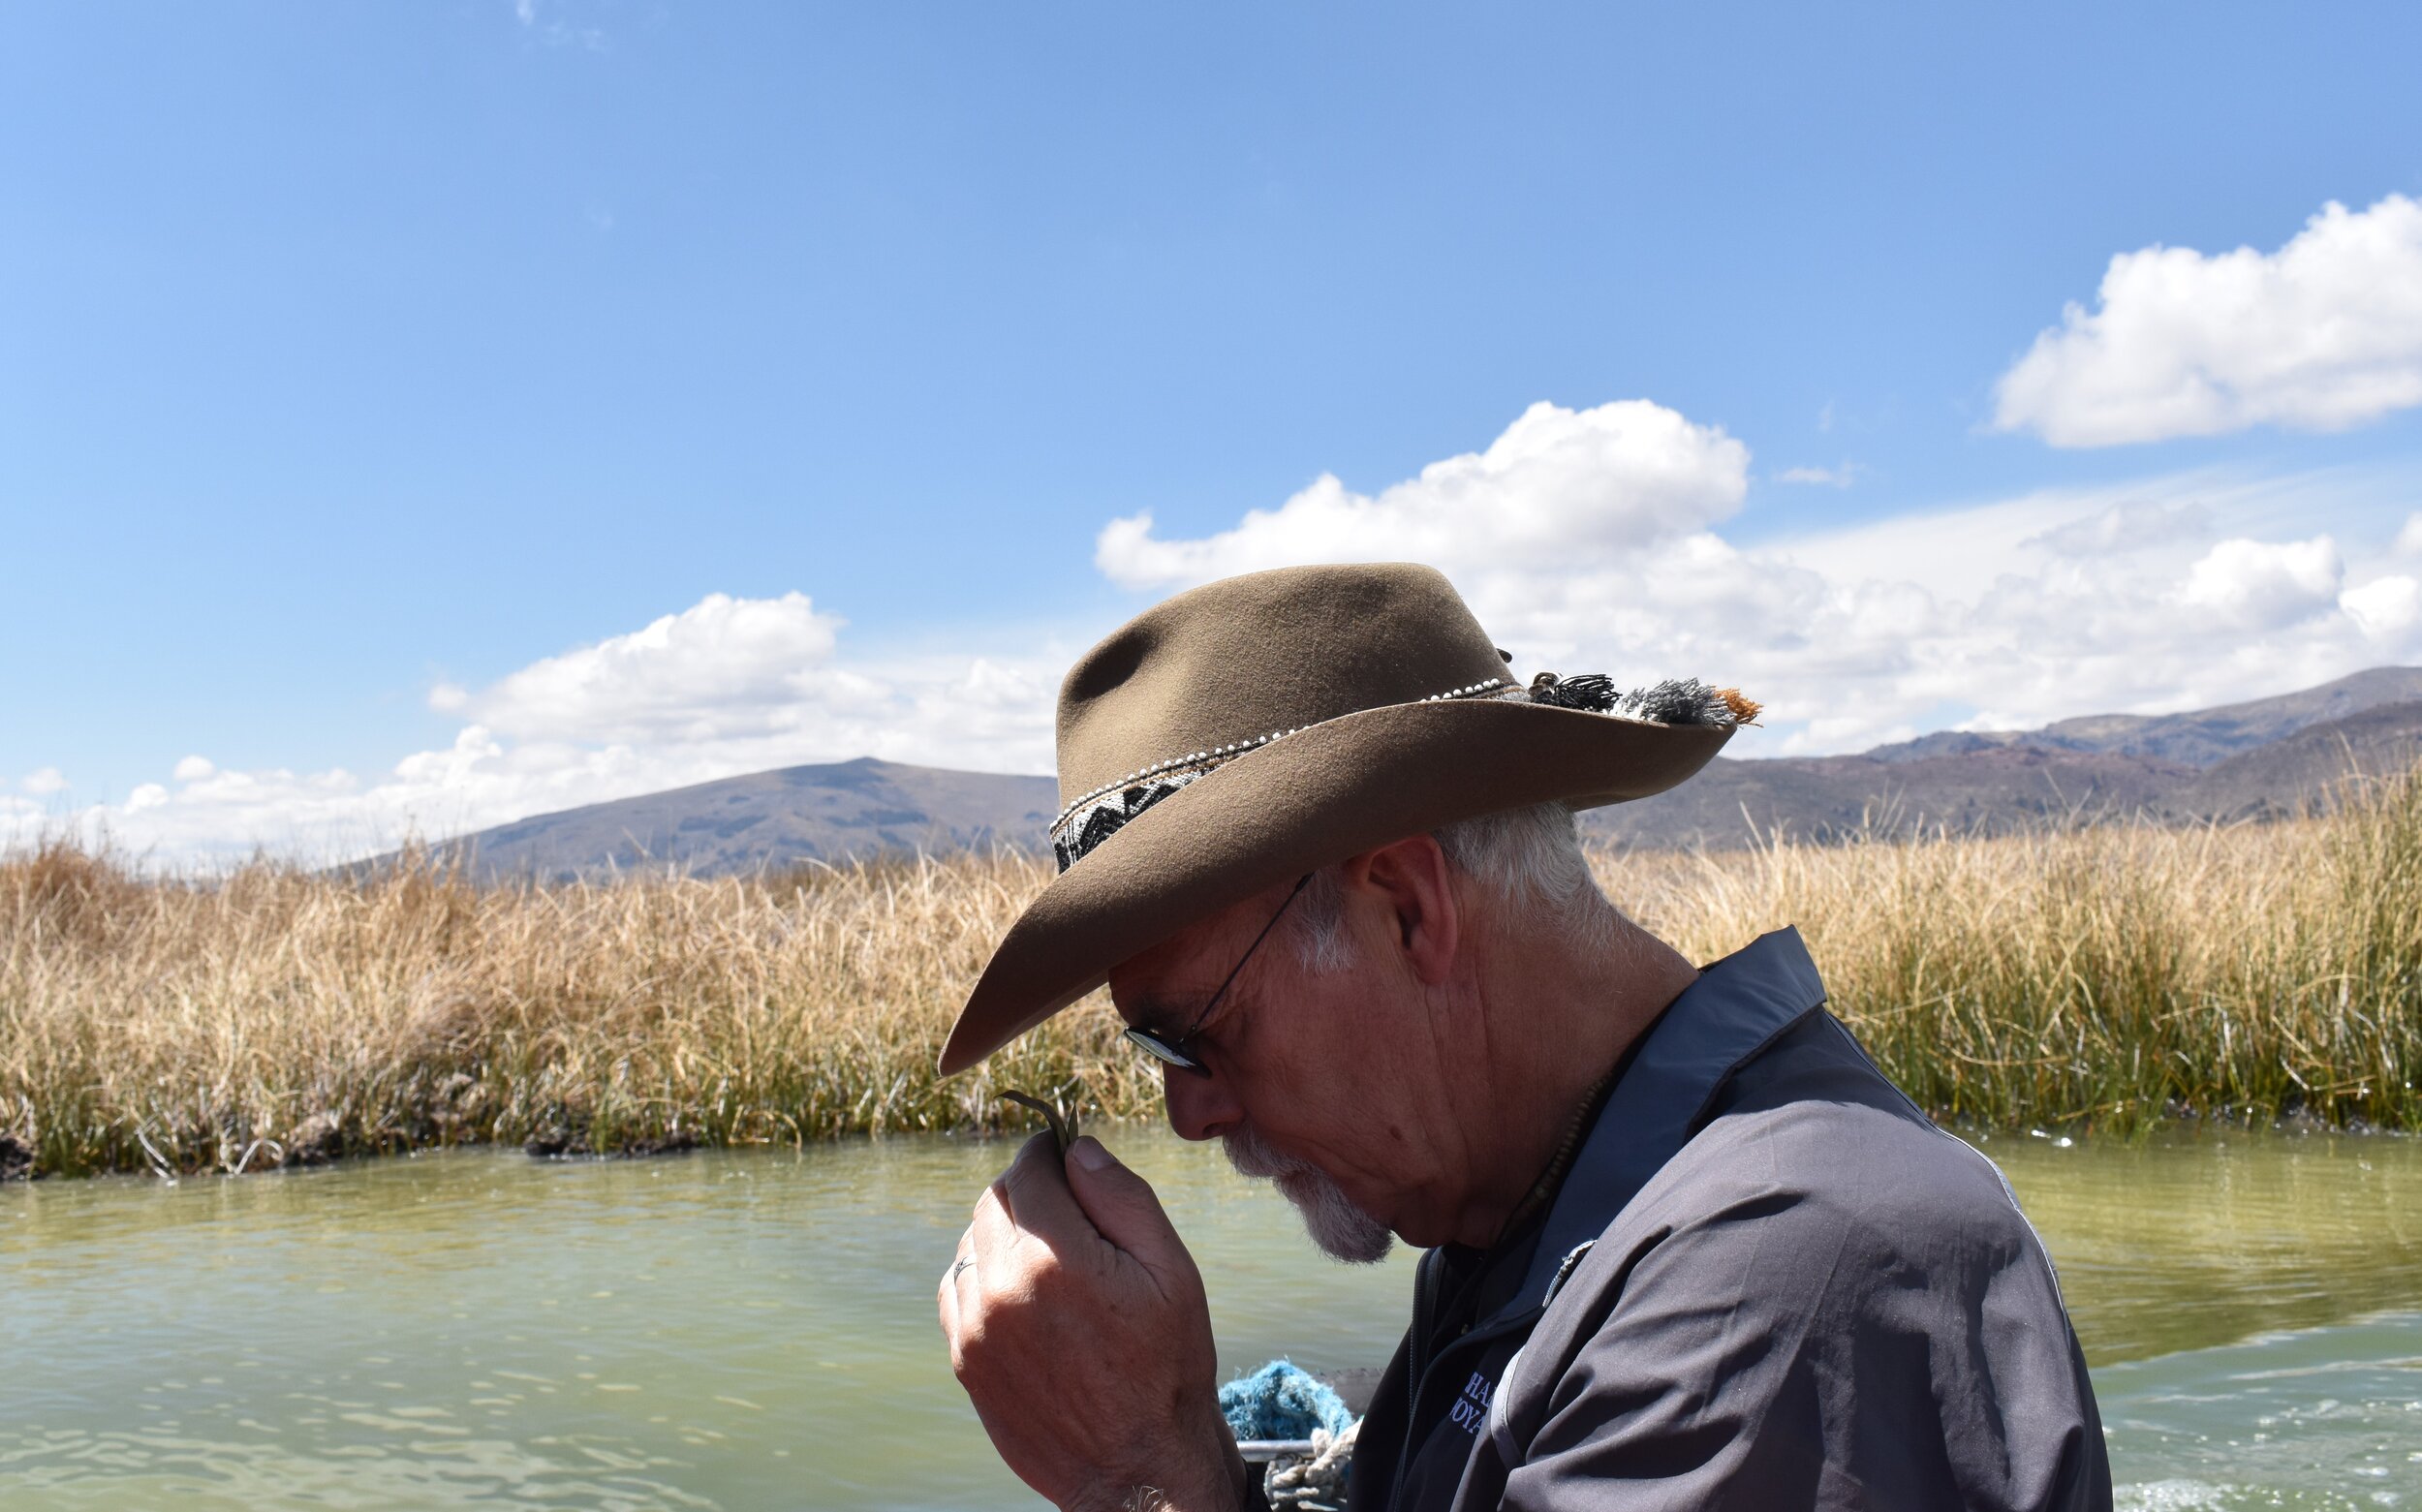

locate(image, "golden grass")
[[4, 762, 2416, 1178], [1617, 762, 2421, 1133]]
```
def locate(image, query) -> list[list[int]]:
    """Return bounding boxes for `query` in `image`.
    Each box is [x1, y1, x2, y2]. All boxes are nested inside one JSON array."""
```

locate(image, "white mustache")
[[1222, 1123, 1313, 1180], [1221, 1123, 1395, 1264]]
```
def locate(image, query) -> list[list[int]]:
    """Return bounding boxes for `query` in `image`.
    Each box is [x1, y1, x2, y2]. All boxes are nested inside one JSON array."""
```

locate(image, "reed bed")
[[4, 762, 2416, 1179], [1617, 761, 2422, 1134]]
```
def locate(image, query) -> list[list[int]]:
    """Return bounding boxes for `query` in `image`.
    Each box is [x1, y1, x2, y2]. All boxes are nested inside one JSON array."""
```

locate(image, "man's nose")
[[1162, 1062, 1245, 1142]]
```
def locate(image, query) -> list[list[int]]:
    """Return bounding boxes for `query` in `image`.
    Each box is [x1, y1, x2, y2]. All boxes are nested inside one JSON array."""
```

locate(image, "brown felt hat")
[[937, 562, 1752, 1074]]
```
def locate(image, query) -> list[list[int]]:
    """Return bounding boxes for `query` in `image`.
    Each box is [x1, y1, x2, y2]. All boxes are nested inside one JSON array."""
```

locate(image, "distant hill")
[[1863, 666, 2422, 768], [1592, 684, 2422, 850], [432, 757, 1057, 881], [2170, 700, 2422, 823], [1582, 744, 2197, 849], [421, 668, 2422, 878]]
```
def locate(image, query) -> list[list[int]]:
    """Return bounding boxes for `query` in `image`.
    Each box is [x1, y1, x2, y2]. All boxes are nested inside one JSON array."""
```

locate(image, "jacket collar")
[[1489, 926, 1830, 1323]]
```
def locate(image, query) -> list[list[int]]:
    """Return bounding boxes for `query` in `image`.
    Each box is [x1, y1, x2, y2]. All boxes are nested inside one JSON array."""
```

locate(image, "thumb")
[[1064, 1136, 1191, 1273]]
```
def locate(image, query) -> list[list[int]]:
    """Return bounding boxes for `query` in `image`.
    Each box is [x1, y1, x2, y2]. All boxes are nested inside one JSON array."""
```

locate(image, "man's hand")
[[940, 1131, 1249, 1512]]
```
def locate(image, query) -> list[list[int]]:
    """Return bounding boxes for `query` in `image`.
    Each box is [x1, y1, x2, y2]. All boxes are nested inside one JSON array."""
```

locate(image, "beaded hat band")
[[939, 562, 1754, 1075], [1047, 673, 1757, 873]]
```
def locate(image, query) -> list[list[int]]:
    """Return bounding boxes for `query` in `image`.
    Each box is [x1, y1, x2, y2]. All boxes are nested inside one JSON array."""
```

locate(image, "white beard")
[[1223, 1124, 1396, 1264]]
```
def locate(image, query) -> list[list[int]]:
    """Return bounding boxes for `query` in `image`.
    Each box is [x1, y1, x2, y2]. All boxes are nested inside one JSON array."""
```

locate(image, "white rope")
[[1262, 1417, 1358, 1512]]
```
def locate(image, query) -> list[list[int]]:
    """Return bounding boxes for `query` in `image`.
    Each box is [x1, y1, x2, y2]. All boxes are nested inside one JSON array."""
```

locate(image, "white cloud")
[[1098, 400, 1750, 590], [2174, 537, 2344, 629], [1776, 463, 1863, 488], [14, 597, 1066, 869], [2025, 498, 2209, 558], [16, 404, 2420, 869], [2395, 512, 2422, 558], [450, 592, 849, 745], [2344, 575, 2422, 640], [1093, 404, 2422, 756], [21, 767, 68, 796], [1994, 194, 2422, 447]]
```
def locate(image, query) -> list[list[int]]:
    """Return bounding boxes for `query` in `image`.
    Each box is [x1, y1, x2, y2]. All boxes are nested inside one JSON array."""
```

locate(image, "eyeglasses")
[[1124, 874, 1313, 1078]]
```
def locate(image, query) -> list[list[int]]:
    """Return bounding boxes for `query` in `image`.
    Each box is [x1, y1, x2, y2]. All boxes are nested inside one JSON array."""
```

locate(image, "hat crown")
[[1056, 563, 1509, 808]]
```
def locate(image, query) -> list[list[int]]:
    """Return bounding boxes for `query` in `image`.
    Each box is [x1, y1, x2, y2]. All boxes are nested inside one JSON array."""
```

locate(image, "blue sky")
[[6, 1, 2421, 861]]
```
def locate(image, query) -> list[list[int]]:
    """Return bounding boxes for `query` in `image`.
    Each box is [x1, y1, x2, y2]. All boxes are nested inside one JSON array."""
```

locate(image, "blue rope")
[[1218, 1360, 1355, 1442]]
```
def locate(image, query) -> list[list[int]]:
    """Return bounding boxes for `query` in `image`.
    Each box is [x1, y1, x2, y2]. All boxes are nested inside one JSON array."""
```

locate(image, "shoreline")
[[7, 1101, 2416, 1188], [7, 764, 2418, 1181]]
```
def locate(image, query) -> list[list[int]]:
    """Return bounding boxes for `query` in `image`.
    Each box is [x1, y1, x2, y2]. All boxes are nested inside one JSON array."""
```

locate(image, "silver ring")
[[951, 1257, 976, 1281]]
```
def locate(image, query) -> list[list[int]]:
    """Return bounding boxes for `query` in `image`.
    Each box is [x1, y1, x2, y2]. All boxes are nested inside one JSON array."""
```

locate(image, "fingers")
[[970, 1133, 1090, 1305], [937, 1230, 975, 1350], [971, 1179, 1022, 1260], [1063, 1136, 1195, 1285], [990, 1128, 1089, 1243], [963, 1130, 1192, 1308], [940, 1141, 1231, 1509]]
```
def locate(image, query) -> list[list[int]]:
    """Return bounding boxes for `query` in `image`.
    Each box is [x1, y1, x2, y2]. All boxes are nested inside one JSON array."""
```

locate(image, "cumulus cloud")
[[17, 403, 2421, 868], [1092, 403, 2422, 756], [15, 598, 1065, 869], [2174, 537, 2344, 629], [1993, 195, 2422, 447], [1098, 400, 1750, 589], [450, 592, 850, 745], [21, 767, 68, 796], [2344, 575, 2422, 640]]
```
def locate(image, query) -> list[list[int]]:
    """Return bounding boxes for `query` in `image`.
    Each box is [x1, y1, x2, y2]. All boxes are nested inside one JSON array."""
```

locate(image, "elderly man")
[[938, 564, 2110, 1511]]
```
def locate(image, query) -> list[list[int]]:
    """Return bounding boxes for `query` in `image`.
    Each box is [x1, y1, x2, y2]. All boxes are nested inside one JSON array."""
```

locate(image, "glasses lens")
[[1123, 1026, 1201, 1072]]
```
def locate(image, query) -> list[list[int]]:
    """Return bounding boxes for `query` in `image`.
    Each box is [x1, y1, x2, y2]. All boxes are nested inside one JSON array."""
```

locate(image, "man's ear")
[[1339, 835, 1460, 986]]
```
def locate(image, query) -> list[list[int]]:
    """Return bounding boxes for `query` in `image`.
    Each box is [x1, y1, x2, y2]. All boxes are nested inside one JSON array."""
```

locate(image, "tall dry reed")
[[0, 845, 1160, 1179], [3, 763, 2415, 1178], [1612, 761, 2421, 1132]]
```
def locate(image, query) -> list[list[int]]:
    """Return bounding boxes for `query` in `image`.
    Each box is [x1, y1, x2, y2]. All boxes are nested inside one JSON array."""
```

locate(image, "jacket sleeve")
[[1487, 1127, 2106, 1511]]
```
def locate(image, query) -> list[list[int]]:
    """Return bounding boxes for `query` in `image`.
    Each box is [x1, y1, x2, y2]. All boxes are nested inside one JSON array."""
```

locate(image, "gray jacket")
[[1347, 929, 2111, 1511]]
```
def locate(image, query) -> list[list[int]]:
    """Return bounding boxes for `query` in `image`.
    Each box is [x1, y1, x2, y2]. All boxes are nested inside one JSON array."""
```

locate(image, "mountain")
[[436, 757, 1058, 881], [1591, 692, 2422, 849], [1581, 744, 2199, 849], [2170, 699, 2422, 822], [422, 669, 2422, 878], [1863, 667, 2422, 768]]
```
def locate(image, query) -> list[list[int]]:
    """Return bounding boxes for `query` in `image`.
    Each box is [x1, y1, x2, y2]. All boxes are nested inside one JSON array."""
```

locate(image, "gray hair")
[[1286, 801, 1617, 973]]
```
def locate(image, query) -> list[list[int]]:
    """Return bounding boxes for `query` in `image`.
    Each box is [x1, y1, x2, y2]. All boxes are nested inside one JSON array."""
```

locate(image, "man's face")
[[1218, 1107, 1395, 1263], [1107, 876, 1466, 1259]]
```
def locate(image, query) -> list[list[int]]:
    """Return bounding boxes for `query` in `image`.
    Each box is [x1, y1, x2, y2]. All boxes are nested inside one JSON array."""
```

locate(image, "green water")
[[3, 1128, 2418, 1510]]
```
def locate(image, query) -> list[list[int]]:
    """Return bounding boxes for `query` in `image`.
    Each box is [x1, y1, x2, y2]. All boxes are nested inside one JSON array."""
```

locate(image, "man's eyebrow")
[[1125, 994, 1191, 1038]]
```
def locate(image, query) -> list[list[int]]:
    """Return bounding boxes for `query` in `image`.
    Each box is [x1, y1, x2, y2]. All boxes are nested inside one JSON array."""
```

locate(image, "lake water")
[[3, 1127, 2418, 1510]]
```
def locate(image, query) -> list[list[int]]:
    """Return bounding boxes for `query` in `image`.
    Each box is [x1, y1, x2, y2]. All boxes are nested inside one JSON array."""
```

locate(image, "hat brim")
[[937, 696, 1731, 1074]]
